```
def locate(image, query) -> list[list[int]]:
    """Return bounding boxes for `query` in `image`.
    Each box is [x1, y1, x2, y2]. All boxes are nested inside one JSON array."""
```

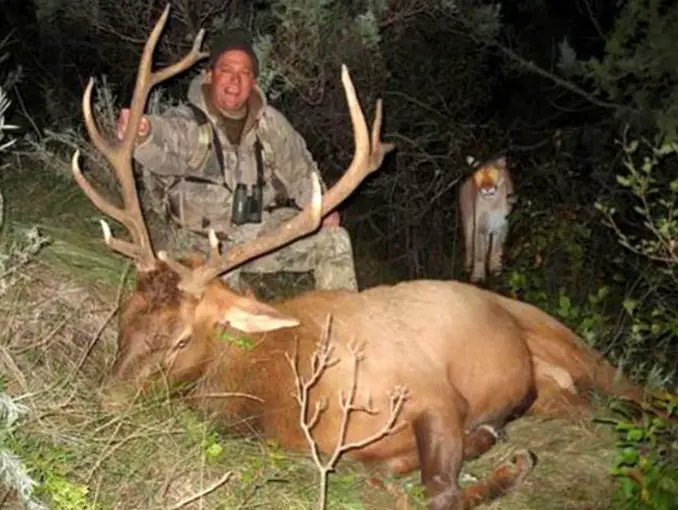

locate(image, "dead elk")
[[71, 5, 646, 510]]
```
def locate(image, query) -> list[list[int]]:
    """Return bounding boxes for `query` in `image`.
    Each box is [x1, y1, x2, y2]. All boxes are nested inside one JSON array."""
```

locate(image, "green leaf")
[[617, 175, 632, 187], [205, 442, 224, 460], [619, 447, 640, 465], [217, 330, 255, 350], [626, 428, 645, 442], [623, 299, 638, 315], [559, 294, 571, 311]]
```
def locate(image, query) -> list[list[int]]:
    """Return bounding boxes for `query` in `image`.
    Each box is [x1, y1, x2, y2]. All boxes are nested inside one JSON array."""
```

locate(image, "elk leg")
[[527, 375, 593, 422], [413, 411, 535, 510], [463, 424, 505, 461], [364, 428, 488, 505], [367, 424, 505, 499], [384, 426, 501, 471], [459, 449, 536, 508], [412, 409, 466, 510]]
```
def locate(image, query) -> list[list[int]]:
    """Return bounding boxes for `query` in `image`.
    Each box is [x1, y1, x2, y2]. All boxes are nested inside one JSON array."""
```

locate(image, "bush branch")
[[285, 315, 408, 510]]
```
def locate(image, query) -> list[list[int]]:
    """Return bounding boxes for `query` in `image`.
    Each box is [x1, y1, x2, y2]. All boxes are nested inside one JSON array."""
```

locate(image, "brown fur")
[[103, 263, 646, 509], [459, 156, 514, 283], [493, 294, 644, 416]]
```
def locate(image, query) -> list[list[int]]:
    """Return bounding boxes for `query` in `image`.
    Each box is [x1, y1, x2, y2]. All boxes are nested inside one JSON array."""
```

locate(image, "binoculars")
[[231, 183, 263, 225]]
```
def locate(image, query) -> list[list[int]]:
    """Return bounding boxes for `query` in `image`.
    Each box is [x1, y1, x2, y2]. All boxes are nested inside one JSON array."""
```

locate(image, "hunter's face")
[[208, 50, 256, 113]]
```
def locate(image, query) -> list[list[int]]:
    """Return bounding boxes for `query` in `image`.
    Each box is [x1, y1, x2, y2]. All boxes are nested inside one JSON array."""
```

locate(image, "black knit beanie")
[[209, 28, 259, 76]]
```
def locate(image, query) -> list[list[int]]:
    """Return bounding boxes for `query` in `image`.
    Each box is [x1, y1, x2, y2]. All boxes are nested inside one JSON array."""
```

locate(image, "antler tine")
[[72, 149, 149, 262], [125, 5, 208, 151], [72, 4, 207, 271], [369, 99, 396, 171], [159, 229, 223, 280], [160, 64, 394, 296]]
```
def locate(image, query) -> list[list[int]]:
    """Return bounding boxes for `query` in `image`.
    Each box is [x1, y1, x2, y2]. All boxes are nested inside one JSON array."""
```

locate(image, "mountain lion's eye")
[[176, 337, 190, 349]]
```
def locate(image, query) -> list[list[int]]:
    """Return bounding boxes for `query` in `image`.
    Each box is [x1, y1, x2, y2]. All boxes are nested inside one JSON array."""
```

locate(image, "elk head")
[[72, 4, 394, 397]]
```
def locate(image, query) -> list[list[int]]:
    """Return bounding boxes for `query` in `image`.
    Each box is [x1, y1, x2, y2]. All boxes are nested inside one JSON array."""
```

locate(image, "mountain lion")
[[459, 155, 514, 282]]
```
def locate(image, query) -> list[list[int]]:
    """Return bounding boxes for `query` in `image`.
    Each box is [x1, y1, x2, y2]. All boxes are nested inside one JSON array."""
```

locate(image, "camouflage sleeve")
[[266, 109, 327, 208], [133, 105, 203, 176]]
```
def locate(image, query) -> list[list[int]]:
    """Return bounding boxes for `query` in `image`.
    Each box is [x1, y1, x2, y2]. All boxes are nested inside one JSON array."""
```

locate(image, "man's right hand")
[[116, 108, 151, 142]]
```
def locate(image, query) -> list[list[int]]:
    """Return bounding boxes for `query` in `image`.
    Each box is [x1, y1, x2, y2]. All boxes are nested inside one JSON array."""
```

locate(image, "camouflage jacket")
[[134, 71, 325, 235]]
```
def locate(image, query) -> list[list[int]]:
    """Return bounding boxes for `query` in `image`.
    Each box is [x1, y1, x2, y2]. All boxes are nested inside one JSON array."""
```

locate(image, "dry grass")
[[0, 160, 624, 509]]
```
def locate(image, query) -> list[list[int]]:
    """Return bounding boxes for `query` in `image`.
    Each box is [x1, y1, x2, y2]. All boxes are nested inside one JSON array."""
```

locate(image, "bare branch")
[[286, 314, 408, 510], [169, 471, 233, 510]]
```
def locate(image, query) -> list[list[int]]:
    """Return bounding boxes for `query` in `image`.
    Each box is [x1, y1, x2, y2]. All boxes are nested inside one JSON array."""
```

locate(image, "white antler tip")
[[99, 219, 112, 243], [311, 173, 323, 216], [340, 64, 350, 84], [71, 150, 81, 173], [208, 229, 219, 248]]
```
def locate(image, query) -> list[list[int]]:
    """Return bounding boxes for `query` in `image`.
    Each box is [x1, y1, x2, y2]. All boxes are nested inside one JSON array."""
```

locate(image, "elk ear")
[[221, 297, 301, 333], [198, 283, 300, 333]]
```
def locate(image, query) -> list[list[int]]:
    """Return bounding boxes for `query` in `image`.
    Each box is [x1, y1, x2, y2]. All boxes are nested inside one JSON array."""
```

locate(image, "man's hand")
[[116, 108, 151, 142], [322, 211, 340, 228]]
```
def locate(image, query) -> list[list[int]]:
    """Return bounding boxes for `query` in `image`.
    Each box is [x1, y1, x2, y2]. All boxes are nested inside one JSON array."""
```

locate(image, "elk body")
[[72, 6, 645, 510], [459, 156, 514, 283], [114, 263, 545, 507]]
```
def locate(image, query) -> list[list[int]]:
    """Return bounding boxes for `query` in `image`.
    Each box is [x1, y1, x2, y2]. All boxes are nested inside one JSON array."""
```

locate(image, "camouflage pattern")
[[133, 72, 358, 291], [155, 207, 357, 292]]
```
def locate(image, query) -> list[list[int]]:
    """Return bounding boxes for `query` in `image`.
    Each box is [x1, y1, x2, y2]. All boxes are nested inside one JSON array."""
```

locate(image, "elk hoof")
[[494, 449, 537, 490], [477, 424, 499, 439], [477, 424, 507, 442]]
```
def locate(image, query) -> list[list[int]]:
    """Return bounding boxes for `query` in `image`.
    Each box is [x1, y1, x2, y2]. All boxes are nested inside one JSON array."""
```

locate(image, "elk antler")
[[159, 65, 395, 296], [71, 4, 208, 271]]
